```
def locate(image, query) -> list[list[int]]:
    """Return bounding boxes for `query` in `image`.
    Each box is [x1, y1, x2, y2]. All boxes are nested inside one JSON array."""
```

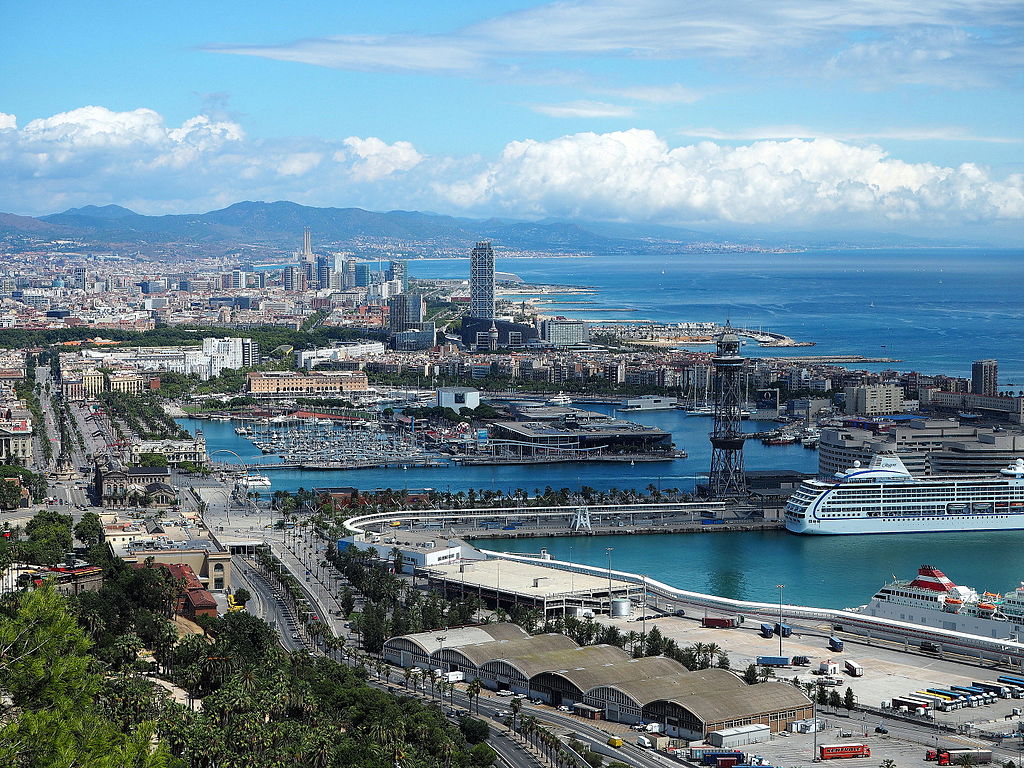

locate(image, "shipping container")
[[695, 750, 746, 766], [702, 616, 736, 629], [701, 518, 725, 525], [843, 660, 864, 677], [937, 750, 992, 765], [756, 656, 790, 667], [819, 744, 870, 760], [774, 622, 793, 638], [759, 623, 775, 638], [828, 636, 845, 652]]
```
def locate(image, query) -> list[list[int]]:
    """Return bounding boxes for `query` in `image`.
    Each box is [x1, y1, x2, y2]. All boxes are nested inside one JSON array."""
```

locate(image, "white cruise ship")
[[851, 565, 1024, 640], [784, 454, 1024, 535]]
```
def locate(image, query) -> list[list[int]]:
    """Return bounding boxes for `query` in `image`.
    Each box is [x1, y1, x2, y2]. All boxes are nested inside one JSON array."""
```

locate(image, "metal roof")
[[595, 668, 744, 705], [485, 643, 630, 679], [661, 681, 812, 724], [385, 623, 527, 655], [439, 633, 579, 667], [539, 655, 689, 693]]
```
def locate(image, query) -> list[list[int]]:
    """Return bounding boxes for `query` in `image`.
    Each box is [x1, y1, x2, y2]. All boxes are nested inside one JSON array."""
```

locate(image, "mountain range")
[[0, 200, 975, 254]]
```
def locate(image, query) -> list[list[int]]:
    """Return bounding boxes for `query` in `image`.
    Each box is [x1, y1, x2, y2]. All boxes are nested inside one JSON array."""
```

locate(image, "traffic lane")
[[233, 558, 307, 653]]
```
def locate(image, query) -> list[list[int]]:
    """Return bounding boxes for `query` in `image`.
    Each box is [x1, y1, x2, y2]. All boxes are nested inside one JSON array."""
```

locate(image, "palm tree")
[[467, 677, 483, 713]]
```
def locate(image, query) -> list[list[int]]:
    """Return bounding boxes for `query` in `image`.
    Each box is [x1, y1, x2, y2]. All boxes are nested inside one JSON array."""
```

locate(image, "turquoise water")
[[185, 248, 1024, 603], [475, 530, 1024, 609]]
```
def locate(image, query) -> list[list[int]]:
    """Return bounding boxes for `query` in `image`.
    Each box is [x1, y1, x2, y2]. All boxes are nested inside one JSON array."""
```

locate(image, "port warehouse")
[[344, 512, 1024, 667], [382, 624, 812, 740]]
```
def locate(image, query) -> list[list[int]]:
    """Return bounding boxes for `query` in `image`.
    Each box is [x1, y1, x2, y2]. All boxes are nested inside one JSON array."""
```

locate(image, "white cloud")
[[208, 0, 1024, 87], [1, 106, 1021, 234], [680, 126, 1022, 144], [598, 84, 703, 104], [0, 106, 425, 214], [529, 100, 635, 118], [340, 136, 423, 181], [0, 113, 16, 130], [440, 128, 1024, 226]]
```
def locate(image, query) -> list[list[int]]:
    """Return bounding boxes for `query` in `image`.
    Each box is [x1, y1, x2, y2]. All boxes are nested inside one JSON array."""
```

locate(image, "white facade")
[[296, 341, 386, 369], [541, 319, 589, 347], [844, 384, 907, 416], [437, 387, 480, 413]]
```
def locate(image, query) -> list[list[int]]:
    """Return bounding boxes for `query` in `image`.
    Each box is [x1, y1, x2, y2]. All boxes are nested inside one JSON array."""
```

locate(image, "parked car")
[[875, 726, 889, 734], [557, 705, 572, 713]]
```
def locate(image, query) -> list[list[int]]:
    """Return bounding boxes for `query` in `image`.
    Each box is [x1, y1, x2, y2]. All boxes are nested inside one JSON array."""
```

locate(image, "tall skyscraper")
[[389, 292, 425, 333], [302, 226, 313, 259], [283, 265, 305, 292], [354, 262, 372, 288], [470, 241, 495, 320], [315, 255, 331, 290], [387, 260, 407, 292], [972, 359, 998, 396]]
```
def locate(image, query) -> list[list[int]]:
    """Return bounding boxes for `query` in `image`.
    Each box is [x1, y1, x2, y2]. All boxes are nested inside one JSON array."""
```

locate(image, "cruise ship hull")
[[787, 514, 1024, 535]]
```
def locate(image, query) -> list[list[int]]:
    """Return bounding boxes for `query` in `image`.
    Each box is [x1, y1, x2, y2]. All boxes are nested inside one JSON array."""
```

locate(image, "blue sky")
[[2, 1, 1022, 240]]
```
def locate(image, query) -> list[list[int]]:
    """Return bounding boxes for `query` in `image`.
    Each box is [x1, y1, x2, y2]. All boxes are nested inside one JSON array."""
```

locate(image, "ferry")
[[851, 566, 1024, 640], [236, 474, 272, 488], [784, 454, 1024, 535]]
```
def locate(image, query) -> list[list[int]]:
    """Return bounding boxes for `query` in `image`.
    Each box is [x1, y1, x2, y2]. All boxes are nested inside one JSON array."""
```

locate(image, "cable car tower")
[[708, 325, 747, 498]]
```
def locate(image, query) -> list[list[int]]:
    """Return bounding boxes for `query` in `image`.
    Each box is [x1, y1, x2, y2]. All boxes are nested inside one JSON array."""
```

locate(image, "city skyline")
[[2, 2, 1022, 242]]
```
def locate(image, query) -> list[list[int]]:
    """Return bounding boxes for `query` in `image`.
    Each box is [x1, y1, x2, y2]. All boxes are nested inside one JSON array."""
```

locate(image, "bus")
[[819, 744, 870, 760]]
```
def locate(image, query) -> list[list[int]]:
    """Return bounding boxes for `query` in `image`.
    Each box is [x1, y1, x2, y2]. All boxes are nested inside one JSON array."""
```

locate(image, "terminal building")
[[490, 418, 672, 456], [421, 557, 643, 617], [818, 417, 1024, 477], [382, 622, 812, 739]]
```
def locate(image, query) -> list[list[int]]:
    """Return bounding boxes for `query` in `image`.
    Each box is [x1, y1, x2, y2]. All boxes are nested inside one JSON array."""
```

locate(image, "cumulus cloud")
[[339, 136, 423, 181], [529, 100, 635, 118], [1, 107, 1021, 234], [0, 106, 425, 214], [439, 129, 1024, 226]]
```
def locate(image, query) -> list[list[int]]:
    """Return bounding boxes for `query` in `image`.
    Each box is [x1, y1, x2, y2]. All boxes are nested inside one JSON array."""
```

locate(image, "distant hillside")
[[0, 200, 982, 252]]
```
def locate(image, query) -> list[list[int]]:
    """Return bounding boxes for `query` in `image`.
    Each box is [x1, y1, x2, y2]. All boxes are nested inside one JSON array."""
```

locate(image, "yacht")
[[785, 455, 1024, 535]]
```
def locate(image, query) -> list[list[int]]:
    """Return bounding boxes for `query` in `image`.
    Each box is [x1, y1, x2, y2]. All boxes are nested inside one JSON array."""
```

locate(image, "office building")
[[316, 255, 331, 290], [470, 241, 495, 320], [355, 262, 373, 288], [283, 265, 305, 292], [389, 292, 426, 333], [388, 261, 408, 291], [843, 384, 907, 416], [541, 319, 589, 347], [230, 269, 248, 289], [972, 359, 998, 396]]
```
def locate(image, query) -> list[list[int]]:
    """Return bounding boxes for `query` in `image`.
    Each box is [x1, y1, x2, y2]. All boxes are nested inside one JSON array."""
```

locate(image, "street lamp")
[[605, 547, 614, 614], [776, 584, 785, 656]]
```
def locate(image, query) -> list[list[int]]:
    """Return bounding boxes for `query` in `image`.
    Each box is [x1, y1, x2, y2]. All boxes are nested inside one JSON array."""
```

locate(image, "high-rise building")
[[255, 271, 267, 290], [241, 339, 261, 368], [387, 260, 407, 291], [231, 269, 248, 289], [315, 255, 331, 290], [302, 226, 313, 259], [283, 265, 305, 292], [541, 319, 589, 347], [354, 263, 372, 288], [972, 359, 998, 396], [71, 265, 88, 289], [470, 241, 495, 320], [389, 292, 426, 333]]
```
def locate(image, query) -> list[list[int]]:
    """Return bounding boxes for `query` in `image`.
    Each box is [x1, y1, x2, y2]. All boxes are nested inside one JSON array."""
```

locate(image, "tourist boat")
[[547, 393, 572, 406], [849, 565, 1024, 640], [234, 427, 252, 435], [236, 474, 272, 488], [784, 454, 1024, 535]]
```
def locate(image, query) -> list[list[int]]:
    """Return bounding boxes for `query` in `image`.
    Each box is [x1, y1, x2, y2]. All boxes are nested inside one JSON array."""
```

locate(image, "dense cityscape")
[[4, 1, 1023, 767]]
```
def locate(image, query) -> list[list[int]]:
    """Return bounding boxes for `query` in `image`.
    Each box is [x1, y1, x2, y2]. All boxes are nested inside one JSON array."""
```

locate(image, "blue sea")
[[411, 248, 1024, 383], [187, 247, 1024, 605]]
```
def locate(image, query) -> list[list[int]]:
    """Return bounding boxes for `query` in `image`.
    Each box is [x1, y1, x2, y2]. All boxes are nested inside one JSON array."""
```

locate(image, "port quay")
[[344, 506, 1024, 669]]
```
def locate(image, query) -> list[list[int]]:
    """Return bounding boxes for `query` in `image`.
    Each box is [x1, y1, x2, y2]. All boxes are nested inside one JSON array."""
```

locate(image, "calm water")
[[475, 530, 1024, 609], [412, 249, 1024, 382], [186, 248, 1024, 603], [180, 406, 817, 496]]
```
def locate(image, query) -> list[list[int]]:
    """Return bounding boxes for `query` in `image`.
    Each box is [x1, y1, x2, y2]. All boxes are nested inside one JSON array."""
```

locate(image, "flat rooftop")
[[426, 557, 638, 599], [494, 420, 669, 438]]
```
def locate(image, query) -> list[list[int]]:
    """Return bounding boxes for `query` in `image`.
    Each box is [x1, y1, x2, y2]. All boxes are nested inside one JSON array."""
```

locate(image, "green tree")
[[232, 587, 252, 607], [742, 663, 759, 685], [138, 453, 169, 467], [844, 686, 856, 710], [828, 689, 843, 708], [73, 511, 103, 547]]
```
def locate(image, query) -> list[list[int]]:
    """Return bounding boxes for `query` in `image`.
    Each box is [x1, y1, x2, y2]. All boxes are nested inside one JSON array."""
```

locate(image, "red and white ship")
[[852, 566, 1024, 640]]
